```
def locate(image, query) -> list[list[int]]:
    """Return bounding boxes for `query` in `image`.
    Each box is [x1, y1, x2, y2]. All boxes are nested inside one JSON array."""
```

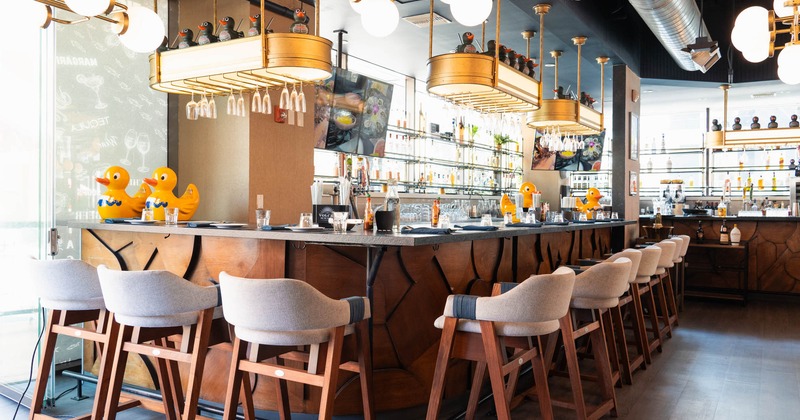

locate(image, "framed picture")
[[629, 171, 639, 196], [629, 112, 639, 161]]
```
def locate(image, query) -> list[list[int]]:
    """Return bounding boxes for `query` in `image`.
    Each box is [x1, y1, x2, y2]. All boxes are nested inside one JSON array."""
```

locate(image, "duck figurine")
[[143, 167, 200, 221], [525, 58, 537, 78], [197, 21, 218, 45], [218, 17, 243, 41], [500, 194, 519, 222], [732, 117, 742, 130], [791, 114, 800, 128], [505, 49, 516, 66], [290, 9, 309, 34], [519, 182, 540, 209], [516, 54, 526, 72], [247, 14, 261, 37], [751, 116, 760, 129], [711, 119, 722, 131], [96, 166, 151, 220], [768, 115, 778, 129], [498, 44, 508, 63], [484, 40, 496, 57], [575, 187, 603, 218], [177, 28, 196, 49], [456, 32, 477, 53]]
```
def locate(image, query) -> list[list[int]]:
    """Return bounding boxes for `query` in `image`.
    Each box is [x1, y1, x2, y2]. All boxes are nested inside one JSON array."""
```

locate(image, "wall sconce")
[[349, 0, 399, 38], [25, 0, 165, 53], [731, 0, 800, 84]]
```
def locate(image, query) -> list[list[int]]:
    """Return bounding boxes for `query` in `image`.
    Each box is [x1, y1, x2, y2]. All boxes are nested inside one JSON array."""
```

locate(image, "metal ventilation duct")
[[628, 0, 710, 72]]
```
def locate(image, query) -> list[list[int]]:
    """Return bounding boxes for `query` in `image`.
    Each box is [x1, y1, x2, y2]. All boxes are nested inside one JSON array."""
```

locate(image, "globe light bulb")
[[360, 0, 399, 38], [773, 0, 795, 18], [349, 0, 366, 15], [778, 45, 800, 84], [451, 0, 493, 27], [118, 5, 165, 53], [734, 6, 769, 33], [22, 0, 51, 29], [65, 0, 113, 17], [740, 31, 771, 63]]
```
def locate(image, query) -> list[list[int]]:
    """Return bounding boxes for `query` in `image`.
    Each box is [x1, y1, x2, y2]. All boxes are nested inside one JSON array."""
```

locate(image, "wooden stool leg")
[[592, 311, 618, 417], [91, 312, 120, 419], [466, 362, 486, 420], [163, 339, 185, 417], [426, 317, 457, 420], [664, 270, 679, 327], [181, 308, 214, 420], [479, 321, 511, 420], [240, 372, 256, 420], [223, 336, 247, 420], [104, 324, 133, 420], [559, 313, 588, 420], [645, 282, 664, 354], [631, 285, 652, 364], [611, 305, 633, 385], [355, 320, 374, 420], [155, 345, 179, 420], [319, 326, 345, 420], [601, 309, 621, 387], [531, 337, 554, 420], [30, 310, 59, 418], [655, 277, 673, 339]]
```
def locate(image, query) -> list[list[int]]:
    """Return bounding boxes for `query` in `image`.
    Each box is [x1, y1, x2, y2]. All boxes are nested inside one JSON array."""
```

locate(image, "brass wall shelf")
[[149, 33, 333, 95], [426, 53, 541, 113], [706, 128, 800, 148]]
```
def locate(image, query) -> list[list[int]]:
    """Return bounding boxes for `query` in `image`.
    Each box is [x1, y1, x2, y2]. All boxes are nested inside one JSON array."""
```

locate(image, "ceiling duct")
[[628, 0, 711, 72]]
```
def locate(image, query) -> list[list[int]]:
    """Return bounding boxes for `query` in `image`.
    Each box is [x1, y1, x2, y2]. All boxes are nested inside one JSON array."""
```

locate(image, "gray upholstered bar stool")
[[652, 240, 677, 340], [628, 245, 663, 364], [97, 265, 222, 420], [674, 234, 692, 310], [427, 267, 576, 420], [662, 236, 686, 329], [551, 258, 631, 420], [604, 249, 642, 386], [218, 273, 374, 420], [27, 259, 140, 420]]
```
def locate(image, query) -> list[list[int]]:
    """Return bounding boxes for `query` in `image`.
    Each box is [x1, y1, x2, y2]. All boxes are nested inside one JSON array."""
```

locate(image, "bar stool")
[[628, 246, 663, 364], [652, 240, 677, 340], [97, 265, 222, 420], [27, 259, 140, 420], [675, 234, 691, 310], [604, 249, 642, 386], [427, 267, 576, 420], [218, 273, 374, 420], [553, 258, 632, 420], [662, 236, 685, 329]]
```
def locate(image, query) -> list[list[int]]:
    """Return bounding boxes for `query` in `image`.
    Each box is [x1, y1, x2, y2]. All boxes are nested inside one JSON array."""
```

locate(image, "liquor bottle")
[[758, 174, 764, 190], [666, 155, 673, 172], [363, 194, 374, 231], [660, 134, 667, 154], [724, 172, 731, 195], [719, 219, 730, 245], [431, 197, 441, 227], [646, 157, 653, 171], [736, 173, 742, 190], [779, 153, 785, 170], [765, 151, 771, 170], [730, 223, 741, 245], [747, 172, 752, 188], [654, 207, 663, 229], [696, 220, 705, 243], [772, 172, 778, 191], [385, 179, 401, 232]]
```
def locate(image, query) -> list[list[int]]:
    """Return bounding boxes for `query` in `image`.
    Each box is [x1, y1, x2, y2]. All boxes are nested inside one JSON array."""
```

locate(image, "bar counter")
[[71, 219, 633, 414], [640, 215, 800, 295]]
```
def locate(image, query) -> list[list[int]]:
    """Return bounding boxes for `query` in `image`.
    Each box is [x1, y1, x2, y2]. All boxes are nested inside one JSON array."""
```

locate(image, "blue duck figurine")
[[768, 115, 778, 129], [247, 14, 261, 37], [711, 119, 721, 131], [791, 114, 799, 128]]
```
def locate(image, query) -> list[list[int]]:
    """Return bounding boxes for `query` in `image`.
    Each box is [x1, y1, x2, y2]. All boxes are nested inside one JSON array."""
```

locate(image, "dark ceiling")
[[314, 0, 781, 100]]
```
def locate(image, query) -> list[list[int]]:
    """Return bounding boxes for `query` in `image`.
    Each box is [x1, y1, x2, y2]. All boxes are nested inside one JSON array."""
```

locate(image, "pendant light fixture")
[[360, 0, 399, 38], [64, 0, 113, 17], [450, 0, 493, 27], [730, 0, 800, 84], [118, 5, 166, 53]]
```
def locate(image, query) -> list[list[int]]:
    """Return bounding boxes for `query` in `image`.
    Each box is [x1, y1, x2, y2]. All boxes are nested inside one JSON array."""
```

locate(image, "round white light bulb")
[[778, 44, 800, 84], [360, 0, 399, 38], [21, 0, 51, 28], [451, 0, 493, 27], [740, 31, 771, 62], [734, 6, 769, 33], [773, 0, 795, 18], [349, 0, 366, 15], [118, 5, 165, 53], [65, 0, 113, 17], [778, 63, 800, 84]]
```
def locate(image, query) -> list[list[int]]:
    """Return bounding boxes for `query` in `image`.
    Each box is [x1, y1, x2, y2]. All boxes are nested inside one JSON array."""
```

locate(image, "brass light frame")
[[148, 0, 332, 95], [706, 84, 800, 149], [425, 0, 542, 113], [526, 35, 607, 136]]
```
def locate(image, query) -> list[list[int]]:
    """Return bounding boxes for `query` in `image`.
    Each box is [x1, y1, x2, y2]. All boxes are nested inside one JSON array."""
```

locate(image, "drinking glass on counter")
[[481, 214, 493, 226], [595, 211, 606, 220], [439, 214, 451, 229], [299, 212, 313, 228], [332, 212, 348, 234], [503, 212, 513, 225], [611, 212, 619, 220], [165, 207, 180, 226], [256, 209, 271, 229], [526, 210, 537, 224], [141, 207, 154, 221], [578, 212, 588, 222]]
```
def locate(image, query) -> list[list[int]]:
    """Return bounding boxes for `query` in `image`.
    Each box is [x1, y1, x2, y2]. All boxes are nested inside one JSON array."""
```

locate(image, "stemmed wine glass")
[[237, 91, 246, 117], [251, 88, 263, 113], [280, 83, 290, 110], [186, 93, 198, 120], [198, 92, 209, 118], [298, 82, 306, 113], [121, 129, 137, 165], [262, 88, 272, 114], [227, 89, 236, 116], [137, 133, 151, 173], [208, 94, 217, 119]]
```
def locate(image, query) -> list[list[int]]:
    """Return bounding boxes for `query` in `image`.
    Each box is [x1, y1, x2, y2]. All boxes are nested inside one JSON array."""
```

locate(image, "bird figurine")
[[555, 86, 567, 99], [519, 182, 539, 209], [500, 194, 519, 223], [498, 44, 508, 63], [732, 117, 742, 130], [96, 166, 151, 220], [751, 116, 761, 129], [505, 49, 516, 66], [197, 21, 218, 45], [218, 16, 243, 41], [575, 187, 604, 218], [711, 119, 722, 131], [484, 40, 496, 57], [791, 114, 800, 128], [177, 28, 197, 49], [525, 58, 537, 78], [143, 167, 200, 221], [290, 9, 309, 34], [768, 115, 778, 129], [456, 32, 477, 53], [247, 14, 261, 37], [516, 54, 526, 72]]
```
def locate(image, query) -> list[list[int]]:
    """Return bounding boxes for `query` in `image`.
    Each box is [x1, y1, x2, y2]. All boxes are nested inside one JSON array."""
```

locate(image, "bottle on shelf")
[[724, 171, 731, 196], [772, 172, 777, 191], [765, 151, 771, 170], [660, 134, 667, 154], [385, 178, 400, 232], [654, 207, 663, 229], [666, 155, 673, 172], [779, 152, 785, 170], [758, 174, 764, 190], [747, 172, 752, 187], [364, 194, 375, 231], [736, 173, 742, 190], [646, 157, 653, 171], [431, 197, 441, 227], [719, 219, 730, 245], [696, 220, 705, 243], [730, 223, 741, 246]]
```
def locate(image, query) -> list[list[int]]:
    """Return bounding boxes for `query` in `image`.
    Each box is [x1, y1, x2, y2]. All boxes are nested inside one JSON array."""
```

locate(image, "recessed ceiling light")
[[751, 92, 776, 98], [544, 63, 556, 68], [642, 89, 654, 94]]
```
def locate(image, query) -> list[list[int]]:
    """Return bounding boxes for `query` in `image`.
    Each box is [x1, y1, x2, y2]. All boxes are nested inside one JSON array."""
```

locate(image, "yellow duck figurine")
[[500, 194, 519, 222], [519, 182, 539, 209], [575, 187, 604, 218], [143, 167, 200, 221], [96, 166, 151, 220]]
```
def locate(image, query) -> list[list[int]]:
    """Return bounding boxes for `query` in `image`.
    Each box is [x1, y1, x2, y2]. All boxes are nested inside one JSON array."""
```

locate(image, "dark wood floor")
[[4, 298, 800, 419]]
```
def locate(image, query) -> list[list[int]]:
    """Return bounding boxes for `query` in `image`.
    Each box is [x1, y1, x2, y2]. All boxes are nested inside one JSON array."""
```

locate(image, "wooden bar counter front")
[[72, 221, 631, 414]]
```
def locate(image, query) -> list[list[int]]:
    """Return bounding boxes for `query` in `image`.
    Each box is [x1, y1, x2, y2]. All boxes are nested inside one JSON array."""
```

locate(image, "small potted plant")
[[493, 133, 515, 150]]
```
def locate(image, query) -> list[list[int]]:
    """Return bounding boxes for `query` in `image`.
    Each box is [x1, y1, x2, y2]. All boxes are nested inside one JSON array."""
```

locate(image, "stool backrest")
[[666, 237, 683, 261], [219, 273, 363, 332], [28, 259, 105, 311], [654, 241, 676, 268], [607, 249, 642, 283], [97, 265, 218, 317], [573, 258, 632, 300], [677, 234, 691, 256], [636, 246, 662, 279]]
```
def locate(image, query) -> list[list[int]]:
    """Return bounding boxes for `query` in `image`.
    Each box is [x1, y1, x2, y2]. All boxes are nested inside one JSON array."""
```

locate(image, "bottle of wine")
[[719, 219, 730, 245], [772, 172, 777, 191], [730, 223, 741, 246], [696, 220, 705, 243]]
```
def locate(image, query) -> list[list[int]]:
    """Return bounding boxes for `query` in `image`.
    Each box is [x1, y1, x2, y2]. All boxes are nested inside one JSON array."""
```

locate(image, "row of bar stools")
[[623, 246, 663, 369], [603, 249, 643, 386], [27, 259, 142, 420], [427, 267, 577, 420]]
